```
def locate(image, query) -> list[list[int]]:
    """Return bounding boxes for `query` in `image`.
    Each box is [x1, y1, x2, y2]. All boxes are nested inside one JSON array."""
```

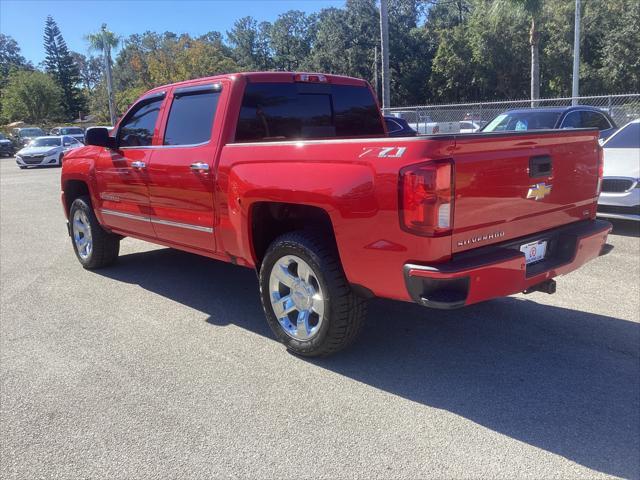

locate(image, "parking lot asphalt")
[[1, 157, 639, 479]]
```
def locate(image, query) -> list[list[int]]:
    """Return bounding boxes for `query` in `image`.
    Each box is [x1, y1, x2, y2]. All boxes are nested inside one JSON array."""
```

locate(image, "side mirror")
[[85, 127, 116, 148]]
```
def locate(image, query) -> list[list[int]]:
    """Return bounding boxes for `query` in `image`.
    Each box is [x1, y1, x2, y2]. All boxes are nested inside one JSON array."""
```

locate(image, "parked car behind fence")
[[386, 94, 640, 136], [49, 126, 85, 143]]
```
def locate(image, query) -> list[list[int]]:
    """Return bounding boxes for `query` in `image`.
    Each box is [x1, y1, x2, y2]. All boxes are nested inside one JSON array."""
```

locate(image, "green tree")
[[2, 70, 63, 123], [490, 0, 544, 103], [0, 34, 33, 123], [71, 52, 103, 92], [0, 33, 32, 89], [268, 11, 315, 71], [594, 0, 640, 93], [86, 24, 120, 125], [43, 15, 84, 119], [429, 25, 477, 101], [227, 16, 272, 70]]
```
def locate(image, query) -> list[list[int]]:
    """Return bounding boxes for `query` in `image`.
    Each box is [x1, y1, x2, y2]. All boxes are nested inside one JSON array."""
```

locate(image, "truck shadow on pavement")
[[99, 247, 639, 479], [609, 218, 640, 238]]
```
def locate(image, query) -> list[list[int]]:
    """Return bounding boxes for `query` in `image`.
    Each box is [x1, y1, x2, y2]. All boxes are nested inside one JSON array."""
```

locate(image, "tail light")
[[399, 160, 453, 236], [596, 144, 604, 196]]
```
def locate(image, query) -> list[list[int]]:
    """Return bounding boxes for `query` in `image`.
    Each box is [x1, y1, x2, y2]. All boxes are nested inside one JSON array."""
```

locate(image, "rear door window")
[[235, 82, 383, 142], [581, 111, 611, 130], [385, 118, 403, 134], [164, 86, 221, 146], [561, 111, 581, 128]]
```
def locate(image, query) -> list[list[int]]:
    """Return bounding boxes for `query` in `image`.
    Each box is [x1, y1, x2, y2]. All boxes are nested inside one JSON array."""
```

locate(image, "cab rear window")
[[234, 82, 384, 142]]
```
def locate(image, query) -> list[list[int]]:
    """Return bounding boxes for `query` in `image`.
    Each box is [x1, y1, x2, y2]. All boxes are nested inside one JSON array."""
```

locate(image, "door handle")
[[190, 162, 210, 172], [131, 161, 146, 169]]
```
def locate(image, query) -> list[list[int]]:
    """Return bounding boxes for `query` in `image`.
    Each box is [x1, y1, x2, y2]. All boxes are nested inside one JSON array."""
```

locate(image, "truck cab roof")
[[145, 71, 369, 96]]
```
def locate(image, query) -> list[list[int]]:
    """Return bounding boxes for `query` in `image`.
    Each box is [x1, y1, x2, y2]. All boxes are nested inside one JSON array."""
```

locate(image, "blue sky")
[[0, 0, 345, 65]]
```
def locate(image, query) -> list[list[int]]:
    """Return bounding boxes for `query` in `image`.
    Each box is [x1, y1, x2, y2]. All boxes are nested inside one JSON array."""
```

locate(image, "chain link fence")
[[387, 94, 640, 131]]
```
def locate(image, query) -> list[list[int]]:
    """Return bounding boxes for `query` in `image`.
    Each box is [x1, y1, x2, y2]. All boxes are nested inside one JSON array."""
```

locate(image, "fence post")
[[607, 95, 612, 115]]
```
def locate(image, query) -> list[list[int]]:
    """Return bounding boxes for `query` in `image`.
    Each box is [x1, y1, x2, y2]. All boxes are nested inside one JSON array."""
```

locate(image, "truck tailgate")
[[451, 130, 600, 253]]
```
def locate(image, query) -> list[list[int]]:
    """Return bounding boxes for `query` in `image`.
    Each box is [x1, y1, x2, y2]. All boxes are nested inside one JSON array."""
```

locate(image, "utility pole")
[[374, 46, 379, 100], [379, 0, 390, 113], [104, 40, 116, 126], [571, 0, 581, 105]]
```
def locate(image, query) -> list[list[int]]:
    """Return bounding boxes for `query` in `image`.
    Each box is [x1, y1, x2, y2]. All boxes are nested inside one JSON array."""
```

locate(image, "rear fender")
[[223, 161, 376, 273]]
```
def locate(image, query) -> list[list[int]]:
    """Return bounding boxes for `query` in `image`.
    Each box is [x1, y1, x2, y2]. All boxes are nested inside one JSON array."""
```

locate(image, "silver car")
[[15, 136, 83, 169], [49, 126, 86, 143], [597, 119, 640, 221]]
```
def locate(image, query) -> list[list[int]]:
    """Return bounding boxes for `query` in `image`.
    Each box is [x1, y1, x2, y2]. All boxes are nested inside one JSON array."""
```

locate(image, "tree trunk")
[[530, 17, 540, 107]]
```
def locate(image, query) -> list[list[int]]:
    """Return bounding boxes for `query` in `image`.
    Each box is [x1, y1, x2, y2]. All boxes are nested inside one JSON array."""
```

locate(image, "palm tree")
[[492, 0, 544, 106], [86, 24, 119, 125]]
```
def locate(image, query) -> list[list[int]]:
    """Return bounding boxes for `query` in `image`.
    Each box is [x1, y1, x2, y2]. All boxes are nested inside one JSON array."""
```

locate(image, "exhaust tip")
[[523, 279, 556, 295]]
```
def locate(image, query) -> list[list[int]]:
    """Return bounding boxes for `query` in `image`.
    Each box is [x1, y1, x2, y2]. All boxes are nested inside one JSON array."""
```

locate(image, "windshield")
[[61, 127, 83, 135], [604, 122, 640, 149], [20, 128, 45, 137], [483, 112, 562, 132], [30, 137, 61, 147]]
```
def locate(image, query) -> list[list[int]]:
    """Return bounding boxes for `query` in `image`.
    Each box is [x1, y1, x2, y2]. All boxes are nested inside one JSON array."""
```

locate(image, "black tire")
[[18, 166, 26, 169], [69, 196, 120, 269], [259, 231, 367, 357], [57, 153, 63, 167]]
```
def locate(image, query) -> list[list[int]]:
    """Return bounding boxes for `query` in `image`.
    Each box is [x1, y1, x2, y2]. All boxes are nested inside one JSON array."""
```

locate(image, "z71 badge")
[[359, 146, 406, 158]]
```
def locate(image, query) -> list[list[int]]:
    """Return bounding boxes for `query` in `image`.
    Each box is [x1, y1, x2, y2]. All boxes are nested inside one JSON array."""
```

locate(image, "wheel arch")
[[249, 201, 338, 270], [62, 178, 91, 215]]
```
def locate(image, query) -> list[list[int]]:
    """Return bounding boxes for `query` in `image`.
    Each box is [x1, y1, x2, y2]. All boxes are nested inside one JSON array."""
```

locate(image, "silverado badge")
[[527, 182, 552, 201]]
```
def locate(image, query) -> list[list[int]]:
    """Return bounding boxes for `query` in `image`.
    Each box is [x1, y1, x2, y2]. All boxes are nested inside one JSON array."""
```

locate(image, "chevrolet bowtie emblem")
[[527, 182, 552, 201]]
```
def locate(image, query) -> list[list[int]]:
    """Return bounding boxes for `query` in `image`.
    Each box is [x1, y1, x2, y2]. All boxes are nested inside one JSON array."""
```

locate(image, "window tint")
[[62, 136, 81, 146], [561, 111, 581, 128], [118, 98, 163, 147], [32, 137, 61, 147], [483, 112, 561, 132], [385, 118, 403, 133], [581, 111, 611, 130], [332, 85, 385, 137], [164, 89, 220, 146], [61, 127, 84, 135], [604, 122, 640, 148], [235, 82, 384, 142]]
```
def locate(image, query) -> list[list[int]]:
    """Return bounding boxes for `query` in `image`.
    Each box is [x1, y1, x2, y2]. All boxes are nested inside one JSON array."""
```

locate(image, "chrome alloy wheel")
[[269, 255, 325, 341], [72, 209, 93, 260]]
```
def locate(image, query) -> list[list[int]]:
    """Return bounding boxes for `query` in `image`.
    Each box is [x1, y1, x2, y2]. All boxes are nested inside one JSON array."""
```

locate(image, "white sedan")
[[597, 119, 640, 221], [15, 136, 83, 169]]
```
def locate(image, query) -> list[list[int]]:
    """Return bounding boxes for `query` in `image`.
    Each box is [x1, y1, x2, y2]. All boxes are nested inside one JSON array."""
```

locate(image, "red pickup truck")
[[61, 72, 612, 356]]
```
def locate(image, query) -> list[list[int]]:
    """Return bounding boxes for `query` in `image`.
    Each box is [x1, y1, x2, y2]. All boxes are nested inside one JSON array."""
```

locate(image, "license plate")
[[520, 240, 547, 265]]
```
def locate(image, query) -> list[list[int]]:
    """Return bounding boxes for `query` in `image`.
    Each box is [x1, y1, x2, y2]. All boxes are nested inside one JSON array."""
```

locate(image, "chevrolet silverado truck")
[[61, 72, 612, 356]]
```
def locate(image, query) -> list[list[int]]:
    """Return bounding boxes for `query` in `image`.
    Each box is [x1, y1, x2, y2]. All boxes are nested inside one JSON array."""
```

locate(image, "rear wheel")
[[259, 231, 367, 357], [69, 196, 120, 269]]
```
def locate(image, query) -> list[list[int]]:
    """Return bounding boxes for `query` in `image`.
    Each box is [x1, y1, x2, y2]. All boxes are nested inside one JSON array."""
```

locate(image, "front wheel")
[[259, 231, 367, 357], [69, 196, 120, 269]]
